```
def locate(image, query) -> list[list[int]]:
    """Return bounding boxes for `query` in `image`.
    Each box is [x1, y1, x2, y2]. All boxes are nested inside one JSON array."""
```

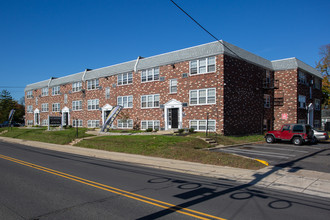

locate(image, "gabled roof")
[[25, 40, 321, 92]]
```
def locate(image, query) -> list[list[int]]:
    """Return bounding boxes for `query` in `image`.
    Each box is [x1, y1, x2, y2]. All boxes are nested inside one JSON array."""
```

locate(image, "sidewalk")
[[1, 136, 330, 199]]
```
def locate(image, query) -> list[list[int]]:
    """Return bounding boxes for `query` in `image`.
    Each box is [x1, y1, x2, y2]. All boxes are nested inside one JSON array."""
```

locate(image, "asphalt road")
[[0, 141, 330, 220], [213, 142, 330, 173]]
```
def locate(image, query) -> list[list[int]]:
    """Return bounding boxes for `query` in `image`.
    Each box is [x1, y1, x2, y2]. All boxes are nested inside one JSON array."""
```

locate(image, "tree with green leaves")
[[0, 90, 25, 123], [316, 44, 330, 106]]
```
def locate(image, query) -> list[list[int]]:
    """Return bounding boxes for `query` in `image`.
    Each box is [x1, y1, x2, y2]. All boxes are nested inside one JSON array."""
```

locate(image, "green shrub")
[[178, 129, 185, 134], [146, 128, 153, 132], [189, 128, 195, 133]]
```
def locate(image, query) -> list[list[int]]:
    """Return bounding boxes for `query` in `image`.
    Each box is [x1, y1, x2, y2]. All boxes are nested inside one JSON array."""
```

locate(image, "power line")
[[169, 0, 243, 60]]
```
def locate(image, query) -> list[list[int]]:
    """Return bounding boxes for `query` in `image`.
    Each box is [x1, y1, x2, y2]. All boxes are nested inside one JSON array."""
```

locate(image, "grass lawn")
[[0, 127, 93, 145], [188, 133, 265, 146], [76, 135, 265, 170]]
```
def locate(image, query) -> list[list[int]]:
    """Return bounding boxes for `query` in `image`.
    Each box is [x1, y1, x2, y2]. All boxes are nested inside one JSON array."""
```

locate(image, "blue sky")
[[1, 0, 329, 101]]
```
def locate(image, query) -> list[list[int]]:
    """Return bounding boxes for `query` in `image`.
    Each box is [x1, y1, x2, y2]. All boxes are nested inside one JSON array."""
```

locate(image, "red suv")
[[265, 124, 314, 145]]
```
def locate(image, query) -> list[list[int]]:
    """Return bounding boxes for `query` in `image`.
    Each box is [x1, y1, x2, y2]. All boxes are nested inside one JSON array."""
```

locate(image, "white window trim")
[[117, 95, 133, 108], [41, 87, 48, 97], [189, 56, 216, 75], [72, 100, 83, 111], [298, 95, 306, 109], [298, 71, 307, 85], [87, 99, 99, 111], [315, 99, 321, 111], [72, 119, 83, 127], [87, 120, 100, 128], [27, 105, 33, 113], [189, 120, 216, 131], [72, 82, 82, 92], [87, 79, 99, 90], [141, 67, 160, 83], [52, 103, 60, 112], [26, 91, 33, 99], [52, 86, 60, 96], [141, 120, 160, 130], [264, 94, 270, 108], [41, 103, 49, 112], [169, 79, 177, 94], [189, 88, 216, 106], [117, 119, 133, 129], [117, 72, 133, 86], [141, 94, 160, 109]]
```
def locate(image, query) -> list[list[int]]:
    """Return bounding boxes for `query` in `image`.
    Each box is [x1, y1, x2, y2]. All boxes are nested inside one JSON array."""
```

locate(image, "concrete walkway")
[[0, 136, 330, 199]]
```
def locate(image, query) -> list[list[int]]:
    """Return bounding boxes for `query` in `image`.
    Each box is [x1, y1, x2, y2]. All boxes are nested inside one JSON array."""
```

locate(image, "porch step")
[[156, 130, 176, 135], [202, 138, 218, 145]]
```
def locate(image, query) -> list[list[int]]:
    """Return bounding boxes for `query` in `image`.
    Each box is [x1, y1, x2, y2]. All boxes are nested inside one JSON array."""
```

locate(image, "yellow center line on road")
[[0, 154, 226, 220]]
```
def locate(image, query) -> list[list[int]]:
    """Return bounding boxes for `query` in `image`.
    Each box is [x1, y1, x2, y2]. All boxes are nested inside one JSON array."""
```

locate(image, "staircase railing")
[[100, 105, 123, 132]]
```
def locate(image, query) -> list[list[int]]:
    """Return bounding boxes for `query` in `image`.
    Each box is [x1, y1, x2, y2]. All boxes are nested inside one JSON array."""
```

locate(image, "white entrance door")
[[62, 107, 70, 126], [34, 108, 40, 126], [102, 104, 113, 125], [307, 103, 314, 126]]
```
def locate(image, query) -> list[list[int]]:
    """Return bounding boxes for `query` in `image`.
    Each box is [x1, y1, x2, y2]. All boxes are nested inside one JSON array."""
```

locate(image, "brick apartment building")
[[24, 41, 322, 135]]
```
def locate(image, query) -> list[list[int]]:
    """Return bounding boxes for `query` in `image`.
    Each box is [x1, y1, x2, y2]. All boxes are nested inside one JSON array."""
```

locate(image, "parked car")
[[0, 121, 20, 128], [312, 128, 329, 142], [265, 124, 314, 145]]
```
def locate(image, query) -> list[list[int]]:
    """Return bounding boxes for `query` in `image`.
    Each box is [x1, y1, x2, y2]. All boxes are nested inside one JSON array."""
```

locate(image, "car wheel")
[[292, 137, 303, 145], [265, 135, 275, 144]]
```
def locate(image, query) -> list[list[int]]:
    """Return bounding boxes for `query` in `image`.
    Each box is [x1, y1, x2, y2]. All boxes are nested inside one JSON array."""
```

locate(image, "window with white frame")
[[298, 95, 306, 108], [64, 94, 68, 104], [41, 119, 48, 126], [27, 120, 33, 126], [87, 79, 99, 90], [72, 100, 82, 111], [141, 120, 160, 130], [87, 120, 100, 128], [52, 86, 60, 96], [169, 79, 177, 94], [298, 71, 306, 84], [87, 99, 99, 110], [315, 99, 321, 111], [264, 94, 270, 108], [26, 91, 33, 99], [105, 87, 110, 99], [72, 119, 83, 127], [118, 72, 133, 85], [41, 103, 49, 112], [190, 120, 216, 131], [141, 94, 160, 108], [27, 105, 33, 113], [189, 88, 216, 105], [190, 56, 215, 75], [41, 87, 48, 96], [117, 119, 133, 129], [35, 97, 38, 105], [52, 103, 60, 112], [72, 82, 82, 92], [117, 95, 133, 108], [141, 67, 159, 82]]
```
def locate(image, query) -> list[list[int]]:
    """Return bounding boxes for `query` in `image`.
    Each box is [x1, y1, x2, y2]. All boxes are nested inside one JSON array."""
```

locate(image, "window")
[[41, 87, 48, 96], [87, 79, 99, 90], [35, 97, 38, 105], [72, 119, 83, 127], [298, 95, 306, 108], [141, 67, 159, 82], [105, 87, 110, 99], [26, 91, 33, 99], [282, 125, 291, 131], [41, 103, 49, 112], [52, 86, 60, 96], [170, 79, 177, 94], [314, 78, 321, 90], [141, 120, 160, 130], [52, 103, 60, 112], [189, 88, 216, 105], [72, 100, 82, 111], [298, 71, 306, 84], [88, 120, 100, 128], [293, 125, 304, 132], [190, 56, 215, 75], [27, 120, 33, 126], [118, 72, 133, 85], [72, 82, 82, 92], [87, 99, 99, 110], [190, 120, 216, 131], [314, 120, 321, 129], [141, 94, 160, 108], [117, 95, 133, 108], [117, 119, 133, 129], [27, 105, 33, 113], [315, 99, 321, 111], [41, 119, 48, 126], [264, 94, 270, 108]]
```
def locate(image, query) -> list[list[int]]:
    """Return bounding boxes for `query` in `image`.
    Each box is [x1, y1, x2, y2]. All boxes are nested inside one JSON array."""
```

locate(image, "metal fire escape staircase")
[[100, 105, 123, 132]]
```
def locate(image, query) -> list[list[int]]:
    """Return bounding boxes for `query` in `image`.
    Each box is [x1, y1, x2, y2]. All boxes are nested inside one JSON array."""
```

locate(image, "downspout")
[[82, 69, 88, 82], [134, 56, 142, 73]]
